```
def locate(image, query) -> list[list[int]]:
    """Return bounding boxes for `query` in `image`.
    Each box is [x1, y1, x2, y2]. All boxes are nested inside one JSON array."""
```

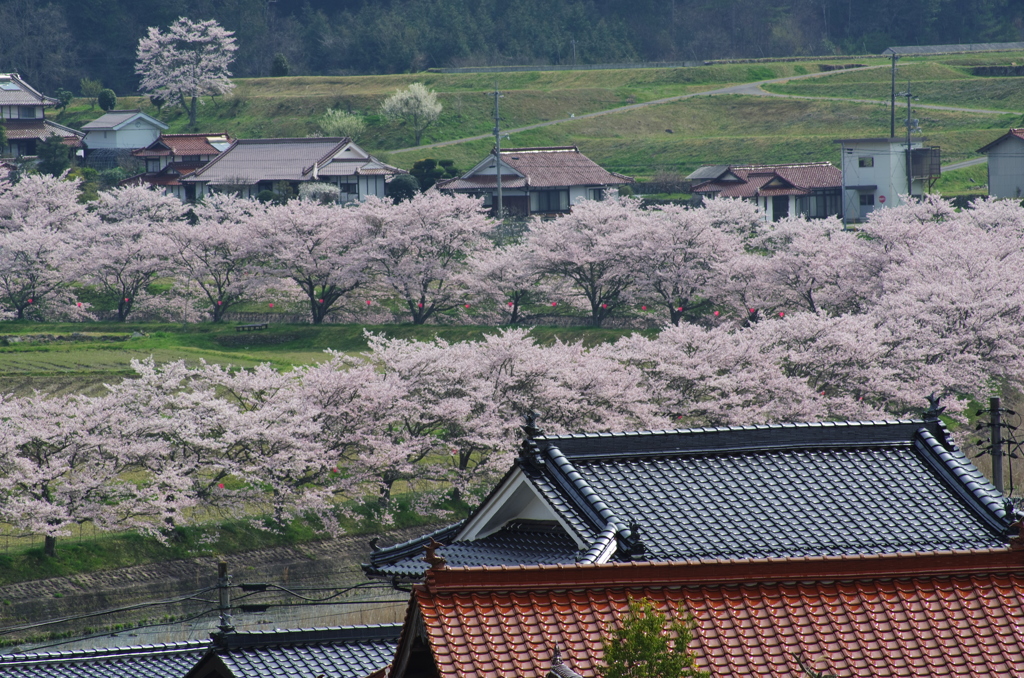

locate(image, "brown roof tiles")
[[692, 162, 842, 198], [133, 134, 233, 158], [442, 147, 631, 191], [400, 549, 1024, 678]]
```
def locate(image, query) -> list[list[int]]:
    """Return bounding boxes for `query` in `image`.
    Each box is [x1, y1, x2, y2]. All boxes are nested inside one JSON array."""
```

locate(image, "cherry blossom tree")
[[74, 187, 182, 320], [0, 225, 86, 320], [463, 242, 546, 324], [0, 390, 178, 557], [631, 203, 743, 325], [254, 199, 372, 324], [0, 173, 87, 233], [525, 199, 645, 327], [165, 194, 264, 322], [136, 17, 237, 127], [360, 192, 493, 324]]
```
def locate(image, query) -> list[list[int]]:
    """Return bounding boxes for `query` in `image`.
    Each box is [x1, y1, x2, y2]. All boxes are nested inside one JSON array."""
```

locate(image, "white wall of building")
[[84, 124, 162, 150], [987, 136, 1024, 199]]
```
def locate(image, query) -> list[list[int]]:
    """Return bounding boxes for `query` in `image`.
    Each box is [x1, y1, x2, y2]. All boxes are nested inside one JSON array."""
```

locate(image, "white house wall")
[[988, 136, 1024, 199], [85, 127, 162, 150]]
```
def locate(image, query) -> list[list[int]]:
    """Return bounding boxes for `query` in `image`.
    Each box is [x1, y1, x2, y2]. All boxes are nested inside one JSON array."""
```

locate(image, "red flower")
[[551, 301, 557, 306], [268, 303, 274, 308], [778, 311, 785, 317], [217, 483, 225, 489]]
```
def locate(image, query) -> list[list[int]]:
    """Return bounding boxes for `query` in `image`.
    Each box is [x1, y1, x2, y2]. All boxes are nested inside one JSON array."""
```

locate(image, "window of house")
[[147, 159, 160, 173], [182, 155, 201, 163], [535, 190, 568, 212], [858, 157, 874, 168], [860, 194, 875, 206], [588, 187, 605, 201], [20, 106, 36, 118]]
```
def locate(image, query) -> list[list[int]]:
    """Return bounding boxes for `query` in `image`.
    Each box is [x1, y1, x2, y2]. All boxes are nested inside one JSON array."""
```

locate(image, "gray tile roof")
[[365, 521, 579, 580], [202, 624, 401, 678], [81, 110, 167, 132], [184, 138, 404, 186], [0, 74, 58, 107], [0, 642, 207, 678], [367, 418, 1013, 580]]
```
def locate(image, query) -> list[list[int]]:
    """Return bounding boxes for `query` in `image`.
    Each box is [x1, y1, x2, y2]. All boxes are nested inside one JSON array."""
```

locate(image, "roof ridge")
[[0, 640, 209, 663], [216, 623, 403, 650], [535, 418, 921, 442]]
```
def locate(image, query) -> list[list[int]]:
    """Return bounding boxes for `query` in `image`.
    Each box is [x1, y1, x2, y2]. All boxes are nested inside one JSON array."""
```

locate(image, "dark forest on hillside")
[[0, 0, 1022, 95]]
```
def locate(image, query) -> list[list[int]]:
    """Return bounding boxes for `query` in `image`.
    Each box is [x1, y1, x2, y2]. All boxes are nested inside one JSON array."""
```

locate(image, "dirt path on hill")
[[394, 64, 1021, 155]]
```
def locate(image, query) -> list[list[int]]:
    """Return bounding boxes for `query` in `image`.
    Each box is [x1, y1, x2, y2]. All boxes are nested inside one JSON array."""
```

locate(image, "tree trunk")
[[44, 535, 57, 557], [189, 96, 199, 127]]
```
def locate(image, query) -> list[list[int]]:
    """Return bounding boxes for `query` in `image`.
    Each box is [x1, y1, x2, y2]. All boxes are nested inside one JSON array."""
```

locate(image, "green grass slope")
[[46, 52, 1024, 184]]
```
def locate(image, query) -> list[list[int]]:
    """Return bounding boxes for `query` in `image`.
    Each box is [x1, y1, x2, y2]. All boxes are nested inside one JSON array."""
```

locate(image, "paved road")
[[942, 156, 987, 172], [393, 65, 1021, 154]]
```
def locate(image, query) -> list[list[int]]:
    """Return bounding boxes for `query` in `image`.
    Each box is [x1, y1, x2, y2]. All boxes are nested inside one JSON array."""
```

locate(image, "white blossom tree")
[[380, 83, 442, 146], [136, 17, 238, 127]]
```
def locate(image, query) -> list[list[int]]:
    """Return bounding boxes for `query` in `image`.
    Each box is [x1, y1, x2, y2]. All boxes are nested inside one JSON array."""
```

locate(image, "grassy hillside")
[[47, 52, 1024, 184]]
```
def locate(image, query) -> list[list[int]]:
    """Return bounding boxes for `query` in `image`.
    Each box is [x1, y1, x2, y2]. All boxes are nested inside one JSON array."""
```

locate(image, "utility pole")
[[217, 561, 234, 635], [890, 52, 899, 138], [492, 85, 504, 219], [992, 397, 1004, 495], [898, 82, 916, 203]]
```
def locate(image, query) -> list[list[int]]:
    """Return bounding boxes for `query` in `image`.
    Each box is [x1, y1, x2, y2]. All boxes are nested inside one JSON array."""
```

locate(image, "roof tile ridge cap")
[[544, 444, 620, 527], [917, 426, 1005, 515]]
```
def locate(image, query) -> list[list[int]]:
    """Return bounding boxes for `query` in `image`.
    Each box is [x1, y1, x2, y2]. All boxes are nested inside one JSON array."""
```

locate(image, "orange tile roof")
[[398, 548, 1024, 678], [133, 134, 232, 158]]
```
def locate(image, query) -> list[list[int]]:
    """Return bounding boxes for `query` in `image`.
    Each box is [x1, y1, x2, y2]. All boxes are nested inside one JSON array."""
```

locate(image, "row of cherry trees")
[[4, 175, 1022, 335], [3, 175, 1024, 550]]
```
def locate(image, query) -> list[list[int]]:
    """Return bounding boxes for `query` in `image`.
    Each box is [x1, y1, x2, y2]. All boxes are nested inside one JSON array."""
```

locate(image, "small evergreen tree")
[[54, 88, 74, 113], [271, 52, 290, 77], [98, 88, 117, 111], [0, 122, 7, 156], [603, 598, 708, 678], [387, 174, 420, 203], [36, 135, 72, 176]]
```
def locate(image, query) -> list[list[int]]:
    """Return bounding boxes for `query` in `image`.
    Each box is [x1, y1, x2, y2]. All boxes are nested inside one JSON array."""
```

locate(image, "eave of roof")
[[977, 128, 1024, 154], [423, 546, 1024, 591]]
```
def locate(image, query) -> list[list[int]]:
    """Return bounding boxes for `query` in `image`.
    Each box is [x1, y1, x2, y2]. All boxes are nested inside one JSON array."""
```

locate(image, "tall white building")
[[835, 137, 941, 223]]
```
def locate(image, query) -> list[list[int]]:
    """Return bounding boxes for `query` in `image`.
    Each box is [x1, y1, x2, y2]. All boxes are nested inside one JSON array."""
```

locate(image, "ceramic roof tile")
[[692, 162, 841, 197], [209, 625, 401, 678], [374, 420, 1011, 584], [442, 147, 631, 191], [0, 641, 207, 678], [365, 521, 579, 579], [407, 553, 1024, 678], [0, 74, 58, 107]]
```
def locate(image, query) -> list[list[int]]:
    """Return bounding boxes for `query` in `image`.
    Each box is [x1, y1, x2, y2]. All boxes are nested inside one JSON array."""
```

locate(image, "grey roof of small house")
[[194, 624, 401, 678], [0, 74, 58, 107], [81, 110, 168, 132], [183, 138, 404, 186], [0, 641, 207, 678], [366, 418, 1013, 580]]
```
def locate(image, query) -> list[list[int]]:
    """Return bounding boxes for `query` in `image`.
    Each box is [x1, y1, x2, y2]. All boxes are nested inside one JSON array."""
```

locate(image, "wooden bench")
[[235, 323, 269, 332]]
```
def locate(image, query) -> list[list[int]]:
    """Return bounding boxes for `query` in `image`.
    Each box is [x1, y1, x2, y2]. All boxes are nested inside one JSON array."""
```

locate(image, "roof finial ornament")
[[423, 537, 447, 570], [520, 411, 547, 464], [369, 537, 380, 552], [551, 646, 563, 666], [924, 392, 946, 421], [627, 521, 647, 561]]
